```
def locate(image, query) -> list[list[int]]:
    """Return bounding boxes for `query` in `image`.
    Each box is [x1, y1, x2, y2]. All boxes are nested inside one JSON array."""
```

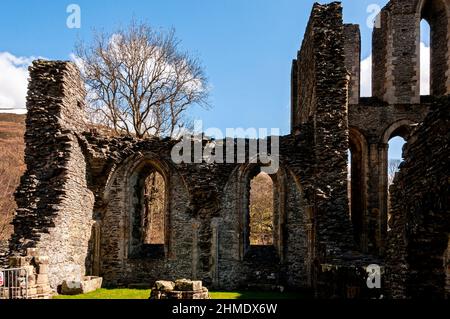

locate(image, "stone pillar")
[[344, 24, 361, 105], [211, 218, 220, 288], [365, 141, 389, 255], [294, 2, 354, 256], [91, 222, 101, 277], [191, 219, 200, 280], [378, 143, 389, 255], [390, 12, 420, 104], [373, 2, 421, 104], [305, 205, 315, 287], [7, 249, 52, 299]]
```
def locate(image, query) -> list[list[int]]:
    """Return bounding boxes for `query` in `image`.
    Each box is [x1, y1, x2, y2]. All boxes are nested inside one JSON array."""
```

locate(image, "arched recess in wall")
[[382, 119, 415, 232], [102, 152, 188, 262], [238, 164, 287, 262], [418, 0, 450, 96], [288, 169, 314, 287], [348, 127, 369, 251], [382, 119, 416, 145], [126, 156, 170, 259]]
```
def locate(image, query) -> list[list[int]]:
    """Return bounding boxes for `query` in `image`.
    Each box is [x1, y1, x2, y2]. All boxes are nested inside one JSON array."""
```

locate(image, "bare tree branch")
[[75, 21, 210, 138]]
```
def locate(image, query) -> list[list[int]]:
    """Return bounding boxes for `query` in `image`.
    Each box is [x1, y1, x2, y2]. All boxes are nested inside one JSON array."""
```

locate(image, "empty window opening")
[[420, 19, 431, 96], [249, 172, 274, 246], [387, 137, 405, 187], [142, 170, 166, 245], [387, 136, 406, 228], [420, 0, 449, 96]]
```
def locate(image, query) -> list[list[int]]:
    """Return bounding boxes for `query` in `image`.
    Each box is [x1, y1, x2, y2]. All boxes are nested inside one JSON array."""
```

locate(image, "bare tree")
[[75, 21, 209, 138], [388, 159, 402, 186]]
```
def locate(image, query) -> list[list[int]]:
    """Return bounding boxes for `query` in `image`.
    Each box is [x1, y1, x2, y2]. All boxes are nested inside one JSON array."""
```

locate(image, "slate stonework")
[[6, 0, 450, 299], [386, 96, 450, 299]]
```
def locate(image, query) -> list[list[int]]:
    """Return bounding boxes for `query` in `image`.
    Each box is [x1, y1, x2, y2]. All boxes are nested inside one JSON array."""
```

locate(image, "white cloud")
[[0, 52, 35, 113], [420, 42, 430, 95], [360, 42, 431, 97], [360, 54, 372, 97]]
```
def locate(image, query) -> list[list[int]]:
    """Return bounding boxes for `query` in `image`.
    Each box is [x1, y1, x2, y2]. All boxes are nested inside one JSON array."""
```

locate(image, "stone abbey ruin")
[[1, 0, 449, 299]]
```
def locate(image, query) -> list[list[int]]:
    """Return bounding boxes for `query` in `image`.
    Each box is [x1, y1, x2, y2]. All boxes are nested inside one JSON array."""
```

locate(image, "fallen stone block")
[[61, 276, 103, 295]]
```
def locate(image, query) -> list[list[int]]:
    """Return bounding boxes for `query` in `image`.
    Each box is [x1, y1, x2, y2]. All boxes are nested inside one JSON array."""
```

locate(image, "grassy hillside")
[[0, 113, 25, 240]]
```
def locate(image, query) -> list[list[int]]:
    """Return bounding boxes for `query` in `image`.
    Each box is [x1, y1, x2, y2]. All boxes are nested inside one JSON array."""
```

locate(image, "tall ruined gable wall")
[[294, 2, 354, 257], [9, 61, 95, 288]]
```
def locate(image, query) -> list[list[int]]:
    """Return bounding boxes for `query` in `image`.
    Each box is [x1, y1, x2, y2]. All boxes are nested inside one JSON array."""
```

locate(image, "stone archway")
[[99, 151, 191, 286], [377, 119, 417, 254], [348, 127, 369, 252]]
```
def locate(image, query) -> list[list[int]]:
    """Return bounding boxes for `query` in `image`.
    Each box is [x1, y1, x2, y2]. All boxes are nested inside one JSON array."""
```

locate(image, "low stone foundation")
[[0, 249, 52, 299], [150, 279, 210, 299]]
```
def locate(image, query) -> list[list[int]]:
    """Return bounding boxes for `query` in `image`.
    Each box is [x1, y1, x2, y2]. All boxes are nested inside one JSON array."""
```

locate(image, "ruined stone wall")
[[422, 0, 450, 96], [8, 0, 448, 299], [346, 0, 447, 254], [390, 1, 420, 104], [9, 61, 95, 289], [294, 2, 354, 256], [218, 158, 307, 290], [372, 0, 450, 103], [292, 2, 355, 255], [348, 99, 429, 254], [291, 20, 314, 127], [372, 4, 392, 101], [81, 133, 311, 290], [92, 139, 194, 287], [344, 24, 361, 105], [386, 95, 450, 299]]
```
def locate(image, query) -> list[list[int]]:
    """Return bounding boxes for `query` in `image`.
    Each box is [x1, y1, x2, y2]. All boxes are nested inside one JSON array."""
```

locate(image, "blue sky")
[[0, 0, 424, 159]]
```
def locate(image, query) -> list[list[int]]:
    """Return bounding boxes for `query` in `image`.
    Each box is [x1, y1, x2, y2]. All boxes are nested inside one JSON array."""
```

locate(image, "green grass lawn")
[[53, 289, 308, 300]]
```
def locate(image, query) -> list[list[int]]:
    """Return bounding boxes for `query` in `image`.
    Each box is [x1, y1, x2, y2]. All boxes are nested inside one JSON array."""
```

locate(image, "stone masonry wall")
[[372, 3, 392, 101], [8, 0, 449, 299], [80, 133, 311, 290], [294, 2, 354, 257], [344, 24, 361, 105], [9, 61, 95, 289], [386, 95, 450, 299], [373, 0, 450, 102]]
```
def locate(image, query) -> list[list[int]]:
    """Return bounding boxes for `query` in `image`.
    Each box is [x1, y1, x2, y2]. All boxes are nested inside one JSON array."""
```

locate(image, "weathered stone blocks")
[[150, 279, 210, 300], [0, 249, 52, 299], [61, 276, 103, 295]]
